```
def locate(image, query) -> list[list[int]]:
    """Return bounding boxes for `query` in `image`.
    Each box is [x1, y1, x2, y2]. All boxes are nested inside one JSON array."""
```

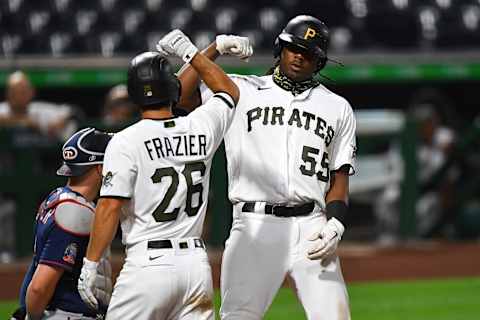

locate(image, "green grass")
[[2, 277, 479, 319]]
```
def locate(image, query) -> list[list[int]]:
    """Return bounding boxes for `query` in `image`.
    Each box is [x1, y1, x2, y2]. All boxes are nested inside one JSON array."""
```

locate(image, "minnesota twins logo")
[[103, 171, 115, 187], [63, 243, 78, 265], [63, 146, 78, 160]]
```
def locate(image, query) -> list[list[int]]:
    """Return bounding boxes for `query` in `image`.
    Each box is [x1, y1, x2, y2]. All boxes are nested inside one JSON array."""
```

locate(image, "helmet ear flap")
[[316, 53, 327, 72], [273, 37, 281, 58]]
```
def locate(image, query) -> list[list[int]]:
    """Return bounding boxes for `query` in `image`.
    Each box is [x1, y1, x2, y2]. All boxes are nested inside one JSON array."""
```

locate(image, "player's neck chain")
[[272, 67, 320, 96]]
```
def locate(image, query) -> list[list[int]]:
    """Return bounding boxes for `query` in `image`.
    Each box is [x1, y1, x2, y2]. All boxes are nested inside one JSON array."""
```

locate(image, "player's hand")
[[95, 256, 113, 308], [156, 29, 199, 63], [216, 35, 253, 60], [78, 258, 100, 310], [307, 218, 345, 260]]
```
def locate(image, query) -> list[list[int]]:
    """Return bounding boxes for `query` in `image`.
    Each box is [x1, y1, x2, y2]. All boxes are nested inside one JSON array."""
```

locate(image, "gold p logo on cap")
[[304, 27, 317, 40]]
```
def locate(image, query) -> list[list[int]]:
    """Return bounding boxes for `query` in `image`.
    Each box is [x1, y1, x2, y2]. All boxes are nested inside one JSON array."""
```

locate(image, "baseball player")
[[169, 15, 357, 320], [77, 30, 251, 320], [12, 127, 113, 320]]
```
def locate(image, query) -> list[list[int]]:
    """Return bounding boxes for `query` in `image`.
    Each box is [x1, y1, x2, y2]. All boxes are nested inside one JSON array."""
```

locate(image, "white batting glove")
[[156, 29, 199, 63], [95, 256, 113, 308], [216, 35, 253, 60], [307, 218, 345, 260], [78, 258, 99, 310]]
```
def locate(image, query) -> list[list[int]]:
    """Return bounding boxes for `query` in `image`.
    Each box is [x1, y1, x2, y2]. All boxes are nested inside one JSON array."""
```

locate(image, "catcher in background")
[[11, 127, 113, 320], [168, 15, 356, 320]]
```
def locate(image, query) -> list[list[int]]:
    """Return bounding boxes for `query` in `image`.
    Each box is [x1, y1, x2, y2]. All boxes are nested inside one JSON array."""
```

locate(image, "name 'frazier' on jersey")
[[144, 134, 207, 160], [246, 106, 335, 146]]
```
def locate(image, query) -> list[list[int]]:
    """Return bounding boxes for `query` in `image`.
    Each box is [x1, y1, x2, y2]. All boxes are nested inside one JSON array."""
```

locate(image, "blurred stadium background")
[[1, 0, 480, 318]]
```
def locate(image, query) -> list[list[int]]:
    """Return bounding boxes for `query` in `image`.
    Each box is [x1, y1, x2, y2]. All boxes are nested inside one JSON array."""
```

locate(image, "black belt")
[[242, 202, 315, 217], [46, 307, 97, 318], [147, 238, 205, 250]]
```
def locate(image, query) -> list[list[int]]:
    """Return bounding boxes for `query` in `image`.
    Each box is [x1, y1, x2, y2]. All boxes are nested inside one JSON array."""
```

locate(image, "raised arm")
[[157, 31, 252, 107], [176, 43, 219, 109]]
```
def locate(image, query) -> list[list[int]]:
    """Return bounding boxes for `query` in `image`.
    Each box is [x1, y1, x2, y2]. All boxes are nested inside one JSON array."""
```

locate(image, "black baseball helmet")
[[57, 127, 113, 177], [127, 52, 180, 108], [274, 15, 330, 71]]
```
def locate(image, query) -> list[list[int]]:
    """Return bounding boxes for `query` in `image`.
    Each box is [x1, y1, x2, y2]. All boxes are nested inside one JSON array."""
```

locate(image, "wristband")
[[326, 200, 348, 224]]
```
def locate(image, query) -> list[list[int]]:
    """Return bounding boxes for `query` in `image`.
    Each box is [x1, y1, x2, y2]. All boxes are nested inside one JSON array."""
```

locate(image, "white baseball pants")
[[106, 238, 214, 320], [220, 203, 350, 320]]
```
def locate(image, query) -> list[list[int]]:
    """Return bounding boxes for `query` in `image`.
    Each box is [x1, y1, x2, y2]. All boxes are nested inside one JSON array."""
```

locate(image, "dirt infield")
[[1, 241, 479, 300]]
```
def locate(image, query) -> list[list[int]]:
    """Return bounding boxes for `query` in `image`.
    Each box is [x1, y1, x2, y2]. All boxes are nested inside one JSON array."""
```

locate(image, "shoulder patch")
[[63, 242, 78, 265], [54, 201, 94, 236]]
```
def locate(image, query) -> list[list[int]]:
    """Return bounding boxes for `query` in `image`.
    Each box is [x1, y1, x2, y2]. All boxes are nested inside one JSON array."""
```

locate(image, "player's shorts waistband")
[[240, 201, 315, 217], [147, 237, 205, 250]]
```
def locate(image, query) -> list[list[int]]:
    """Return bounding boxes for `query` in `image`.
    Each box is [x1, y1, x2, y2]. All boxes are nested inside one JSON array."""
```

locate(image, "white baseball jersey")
[[100, 92, 235, 246], [200, 75, 356, 209]]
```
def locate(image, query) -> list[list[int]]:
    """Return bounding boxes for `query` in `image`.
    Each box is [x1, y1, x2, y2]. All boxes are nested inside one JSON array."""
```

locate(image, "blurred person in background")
[[0, 71, 78, 141], [374, 89, 458, 243], [0, 71, 80, 266], [10, 127, 113, 320], [101, 84, 139, 128], [101, 83, 186, 131]]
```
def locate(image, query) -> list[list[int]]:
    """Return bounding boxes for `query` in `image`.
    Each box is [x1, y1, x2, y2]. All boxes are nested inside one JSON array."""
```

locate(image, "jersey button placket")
[[286, 98, 295, 202]]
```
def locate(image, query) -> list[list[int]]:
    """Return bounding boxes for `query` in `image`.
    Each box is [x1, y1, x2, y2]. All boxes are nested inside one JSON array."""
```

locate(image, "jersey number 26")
[[150, 161, 206, 222]]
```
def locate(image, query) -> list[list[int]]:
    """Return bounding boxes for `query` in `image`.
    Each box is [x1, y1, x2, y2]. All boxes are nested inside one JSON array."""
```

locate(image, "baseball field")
[[1, 241, 479, 319], [0, 277, 478, 319]]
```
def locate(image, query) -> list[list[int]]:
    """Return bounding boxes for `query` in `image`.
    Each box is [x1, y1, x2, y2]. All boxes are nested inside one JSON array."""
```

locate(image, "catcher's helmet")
[[274, 15, 330, 71], [57, 127, 113, 177], [127, 52, 180, 108]]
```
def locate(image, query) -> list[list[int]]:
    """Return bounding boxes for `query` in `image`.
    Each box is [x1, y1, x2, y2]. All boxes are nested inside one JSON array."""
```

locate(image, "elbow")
[[26, 284, 48, 315], [27, 283, 47, 300], [227, 83, 240, 105]]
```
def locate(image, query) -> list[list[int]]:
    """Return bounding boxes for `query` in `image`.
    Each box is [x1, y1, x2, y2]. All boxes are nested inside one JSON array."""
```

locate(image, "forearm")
[[86, 201, 120, 262], [326, 167, 350, 204], [26, 292, 48, 320], [189, 51, 238, 101], [325, 185, 348, 204], [177, 43, 220, 110], [26, 283, 55, 319]]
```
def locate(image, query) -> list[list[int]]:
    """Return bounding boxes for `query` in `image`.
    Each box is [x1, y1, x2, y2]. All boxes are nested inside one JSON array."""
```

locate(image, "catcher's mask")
[[56, 127, 112, 177], [274, 15, 330, 72], [127, 52, 181, 109]]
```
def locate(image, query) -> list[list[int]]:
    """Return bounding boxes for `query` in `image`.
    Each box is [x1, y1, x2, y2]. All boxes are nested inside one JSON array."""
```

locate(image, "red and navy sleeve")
[[37, 226, 88, 272]]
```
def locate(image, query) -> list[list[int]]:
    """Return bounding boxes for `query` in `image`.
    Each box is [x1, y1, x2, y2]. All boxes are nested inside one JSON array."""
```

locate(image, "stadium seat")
[[169, 7, 194, 33], [49, 32, 76, 56], [74, 10, 99, 37], [436, 4, 480, 48], [417, 6, 440, 48], [214, 7, 239, 34], [192, 30, 216, 49], [0, 33, 23, 57], [123, 9, 147, 36], [145, 31, 167, 52], [365, 0, 419, 48], [0, 0, 479, 56]]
